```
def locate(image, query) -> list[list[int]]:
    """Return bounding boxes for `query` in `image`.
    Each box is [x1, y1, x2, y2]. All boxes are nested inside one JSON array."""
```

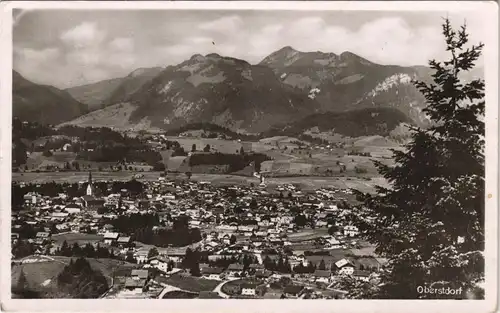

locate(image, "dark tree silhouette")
[[346, 19, 485, 299]]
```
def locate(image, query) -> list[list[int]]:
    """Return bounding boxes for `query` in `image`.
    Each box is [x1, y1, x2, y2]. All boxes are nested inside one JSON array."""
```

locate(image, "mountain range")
[[12, 71, 87, 125], [65, 67, 164, 111], [12, 46, 485, 135]]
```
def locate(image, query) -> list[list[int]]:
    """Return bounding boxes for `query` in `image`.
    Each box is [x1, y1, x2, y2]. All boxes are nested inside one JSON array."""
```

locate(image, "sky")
[[13, 9, 487, 89]]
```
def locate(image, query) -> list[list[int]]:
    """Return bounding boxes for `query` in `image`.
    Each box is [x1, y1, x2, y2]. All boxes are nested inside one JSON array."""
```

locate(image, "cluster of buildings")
[[12, 171, 386, 299]]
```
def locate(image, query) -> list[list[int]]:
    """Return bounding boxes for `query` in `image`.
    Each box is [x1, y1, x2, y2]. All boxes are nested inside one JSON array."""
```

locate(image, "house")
[[202, 267, 224, 280], [134, 249, 149, 264], [55, 223, 70, 232], [51, 212, 69, 220], [137, 199, 150, 210], [125, 277, 146, 292], [35, 232, 51, 245], [189, 220, 201, 228], [221, 234, 231, 245], [343, 225, 359, 237], [240, 283, 258, 296], [283, 285, 305, 298], [82, 196, 105, 209], [131, 269, 149, 280], [149, 256, 170, 272], [103, 232, 119, 245], [117, 236, 131, 247], [64, 205, 81, 214], [335, 259, 355, 275], [226, 263, 244, 277], [249, 264, 264, 272], [255, 269, 272, 279], [11, 233, 20, 244], [353, 270, 371, 282], [313, 270, 332, 284]]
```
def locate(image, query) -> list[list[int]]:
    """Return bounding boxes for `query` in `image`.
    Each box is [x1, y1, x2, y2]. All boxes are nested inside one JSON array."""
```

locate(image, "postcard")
[[1, 1, 498, 313]]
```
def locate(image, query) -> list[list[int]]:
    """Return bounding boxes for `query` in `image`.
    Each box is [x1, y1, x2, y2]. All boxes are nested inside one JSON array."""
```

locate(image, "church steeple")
[[86, 171, 93, 196]]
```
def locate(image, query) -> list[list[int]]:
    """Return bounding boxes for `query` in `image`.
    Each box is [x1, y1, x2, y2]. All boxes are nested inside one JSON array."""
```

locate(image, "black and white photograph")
[[1, 1, 498, 312]]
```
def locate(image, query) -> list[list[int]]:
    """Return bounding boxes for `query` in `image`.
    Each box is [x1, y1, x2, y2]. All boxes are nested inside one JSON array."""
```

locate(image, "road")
[[212, 278, 239, 299], [156, 283, 181, 299]]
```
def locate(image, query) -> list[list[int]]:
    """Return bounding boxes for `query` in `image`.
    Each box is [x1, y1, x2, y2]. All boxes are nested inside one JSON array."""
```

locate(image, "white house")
[[240, 284, 257, 296], [202, 267, 224, 280], [134, 249, 149, 264], [343, 225, 359, 237], [335, 258, 355, 275], [103, 232, 119, 245], [313, 270, 332, 284], [353, 270, 371, 282], [149, 256, 170, 272]]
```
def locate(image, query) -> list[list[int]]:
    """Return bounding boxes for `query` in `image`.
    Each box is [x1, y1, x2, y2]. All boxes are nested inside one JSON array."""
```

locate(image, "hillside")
[[106, 67, 164, 104], [264, 107, 413, 138], [260, 47, 430, 126], [13, 71, 87, 125], [126, 53, 319, 132], [60, 47, 485, 134], [66, 77, 124, 111]]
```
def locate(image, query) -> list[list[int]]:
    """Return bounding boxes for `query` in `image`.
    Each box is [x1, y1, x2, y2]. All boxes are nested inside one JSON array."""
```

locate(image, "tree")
[[328, 225, 339, 235], [60, 240, 71, 257], [72, 161, 80, 171], [15, 269, 28, 292], [293, 214, 307, 228], [348, 19, 485, 299], [239, 147, 244, 155], [167, 260, 175, 272], [191, 144, 197, 152], [12, 140, 28, 165], [71, 243, 83, 257], [153, 163, 166, 171], [147, 247, 159, 259], [203, 144, 210, 152], [230, 234, 237, 245], [125, 252, 136, 263], [185, 171, 192, 180], [318, 259, 326, 270]]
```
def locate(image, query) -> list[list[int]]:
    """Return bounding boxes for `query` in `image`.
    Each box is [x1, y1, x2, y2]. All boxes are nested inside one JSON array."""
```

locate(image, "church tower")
[[86, 171, 93, 196]]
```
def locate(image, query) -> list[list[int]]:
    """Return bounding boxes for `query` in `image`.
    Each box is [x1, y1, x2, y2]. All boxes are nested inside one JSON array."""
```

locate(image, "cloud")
[[60, 22, 106, 48], [199, 15, 243, 34], [184, 36, 213, 45], [109, 37, 134, 52], [14, 47, 60, 62], [13, 11, 487, 89]]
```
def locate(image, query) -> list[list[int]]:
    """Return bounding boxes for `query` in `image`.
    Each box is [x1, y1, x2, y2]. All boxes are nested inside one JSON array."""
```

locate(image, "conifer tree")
[[349, 19, 485, 299]]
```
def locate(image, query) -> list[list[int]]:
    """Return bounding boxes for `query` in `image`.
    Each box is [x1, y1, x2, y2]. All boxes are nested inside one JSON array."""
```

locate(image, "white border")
[[1, 2, 498, 313]]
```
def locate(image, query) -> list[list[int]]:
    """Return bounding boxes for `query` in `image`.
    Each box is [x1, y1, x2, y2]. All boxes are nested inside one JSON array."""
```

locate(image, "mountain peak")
[[340, 51, 372, 65], [279, 46, 298, 53], [128, 67, 163, 78], [206, 53, 222, 59]]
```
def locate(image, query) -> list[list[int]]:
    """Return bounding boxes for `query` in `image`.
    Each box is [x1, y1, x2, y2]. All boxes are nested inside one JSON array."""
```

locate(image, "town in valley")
[[12, 121, 386, 299]]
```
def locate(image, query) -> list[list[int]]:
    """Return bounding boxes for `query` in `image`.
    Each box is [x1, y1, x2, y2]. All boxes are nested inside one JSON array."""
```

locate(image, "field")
[[12, 171, 388, 194], [162, 290, 198, 299], [58, 102, 163, 133], [161, 274, 220, 293], [287, 228, 329, 242], [11, 255, 137, 298], [51, 233, 104, 246]]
